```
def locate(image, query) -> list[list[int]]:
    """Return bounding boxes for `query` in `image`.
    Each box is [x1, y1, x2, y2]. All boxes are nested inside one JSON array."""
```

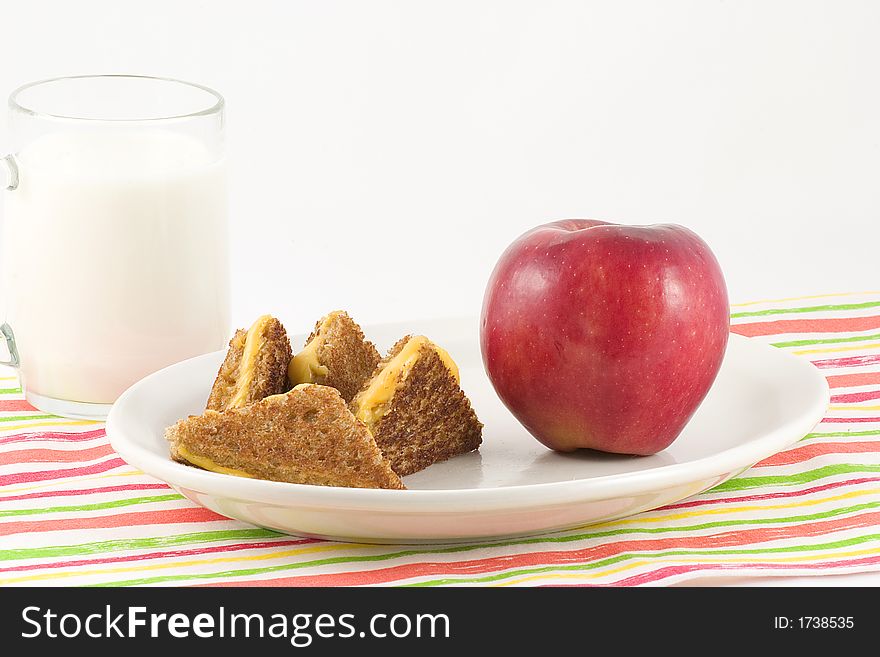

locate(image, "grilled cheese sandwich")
[[288, 311, 379, 403], [350, 335, 482, 476], [206, 315, 292, 411], [167, 384, 405, 489]]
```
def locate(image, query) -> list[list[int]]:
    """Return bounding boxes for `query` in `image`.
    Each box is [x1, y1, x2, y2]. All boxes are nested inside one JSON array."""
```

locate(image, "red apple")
[[480, 220, 729, 455]]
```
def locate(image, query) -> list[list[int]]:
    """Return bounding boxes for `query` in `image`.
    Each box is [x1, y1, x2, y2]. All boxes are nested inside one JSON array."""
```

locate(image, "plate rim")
[[106, 328, 830, 513]]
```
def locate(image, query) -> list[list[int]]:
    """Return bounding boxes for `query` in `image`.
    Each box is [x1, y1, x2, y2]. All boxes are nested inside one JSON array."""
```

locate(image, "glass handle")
[[1, 156, 20, 366], [0, 323, 19, 368], [2, 154, 18, 191]]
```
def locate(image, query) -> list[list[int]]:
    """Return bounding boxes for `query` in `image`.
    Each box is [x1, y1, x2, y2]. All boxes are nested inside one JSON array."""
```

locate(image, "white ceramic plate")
[[107, 318, 829, 544]]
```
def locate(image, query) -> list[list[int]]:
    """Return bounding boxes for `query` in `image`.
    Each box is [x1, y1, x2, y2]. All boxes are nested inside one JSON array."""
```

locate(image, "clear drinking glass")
[[0, 75, 230, 419]]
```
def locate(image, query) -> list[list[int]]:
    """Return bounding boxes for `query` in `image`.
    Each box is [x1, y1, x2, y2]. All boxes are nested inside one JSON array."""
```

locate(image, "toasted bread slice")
[[350, 335, 483, 476], [288, 311, 380, 402], [167, 384, 405, 490], [206, 315, 292, 411]]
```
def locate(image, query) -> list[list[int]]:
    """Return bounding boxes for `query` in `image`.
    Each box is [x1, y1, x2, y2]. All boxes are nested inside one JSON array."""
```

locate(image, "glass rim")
[[8, 74, 225, 123]]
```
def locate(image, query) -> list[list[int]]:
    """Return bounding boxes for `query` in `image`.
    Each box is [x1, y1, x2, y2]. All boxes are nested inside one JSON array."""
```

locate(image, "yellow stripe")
[[829, 404, 880, 412], [494, 545, 880, 586], [0, 419, 100, 433], [730, 291, 880, 308], [604, 487, 880, 526], [791, 342, 880, 356], [0, 470, 143, 496], [0, 376, 17, 381], [0, 542, 355, 585]]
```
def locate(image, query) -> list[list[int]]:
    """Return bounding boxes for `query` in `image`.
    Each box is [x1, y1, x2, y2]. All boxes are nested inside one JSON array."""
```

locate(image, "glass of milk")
[[0, 75, 230, 419]]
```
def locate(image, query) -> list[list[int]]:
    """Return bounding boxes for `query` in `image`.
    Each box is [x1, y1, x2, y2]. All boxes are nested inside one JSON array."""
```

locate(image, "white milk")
[[2, 129, 229, 403]]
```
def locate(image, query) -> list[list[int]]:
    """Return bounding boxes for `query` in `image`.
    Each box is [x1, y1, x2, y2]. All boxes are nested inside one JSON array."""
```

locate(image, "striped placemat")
[[2, 291, 880, 587]]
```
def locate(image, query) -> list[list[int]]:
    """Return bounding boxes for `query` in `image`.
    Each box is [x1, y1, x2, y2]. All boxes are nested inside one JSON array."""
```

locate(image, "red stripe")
[[826, 372, 880, 389], [0, 444, 115, 466], [0, 538, 313, 574], [0, 483, 170, 502], [0, 507, 226, 537], [812, 354, 880, 370], [662, 476, 880, 510], [821, 416, 880, 423], [0, 428, 106, 446], [831, 390, 880, 404], [199, 509, 880, 587], [0, 457, 126, 487], [829, 389, 880, 404], [732, 315, 880, 338], [609, 553, 880, 586], [0, 400, 35, 412], [755, 441, 880, 468]]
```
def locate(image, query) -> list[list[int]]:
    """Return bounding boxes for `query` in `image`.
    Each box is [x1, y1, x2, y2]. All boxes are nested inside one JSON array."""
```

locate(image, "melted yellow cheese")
[[176, 445, 255, 478], [228, 314, 273, 409], [353, 336, 459, 428], [288, 312, 342, 386]]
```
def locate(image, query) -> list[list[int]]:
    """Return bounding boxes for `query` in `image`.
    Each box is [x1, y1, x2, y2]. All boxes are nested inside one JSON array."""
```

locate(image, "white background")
[[2, 1, 879, 586], [2, 0, 878, 332]]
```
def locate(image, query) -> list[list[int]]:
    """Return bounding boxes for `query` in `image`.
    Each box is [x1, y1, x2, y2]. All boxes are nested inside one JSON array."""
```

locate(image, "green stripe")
[[803, 429, 880, 440], [0, 414, 57, 422], [403, 533, 880, 587], [0, 387, 22, 394], [0, 528, 279, 561], [86, 500, 880, 587], [713, 464, 880, 492], [0, 494, 183, 518], [771, 331, 880, 349], [730, 300, 880, 319]]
